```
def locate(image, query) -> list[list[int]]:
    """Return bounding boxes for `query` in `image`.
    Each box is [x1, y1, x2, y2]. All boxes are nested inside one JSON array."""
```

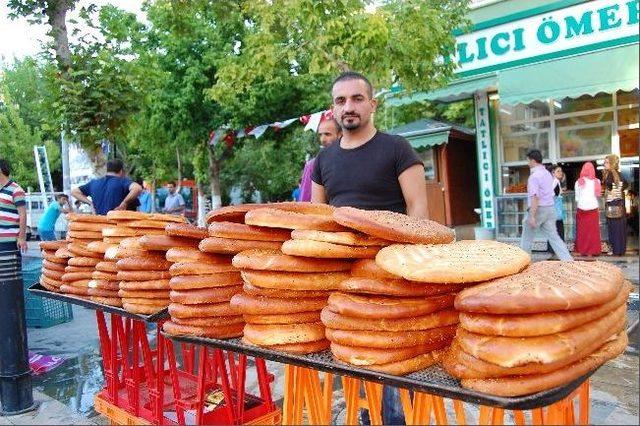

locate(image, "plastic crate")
[[22, 257, 74, 328], [94, 392, 150, 425]]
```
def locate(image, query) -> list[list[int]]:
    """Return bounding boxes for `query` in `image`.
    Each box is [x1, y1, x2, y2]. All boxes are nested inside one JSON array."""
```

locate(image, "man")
[[521, 149, 573, 261], [0, 159, 27, 253], [299, 117, 342, 202], [311, 71, 428, 424], [37, 194, 72, 241], [163, 182, 185, 215], [138, 181, 153, 213], [72, 159, 142, 215]]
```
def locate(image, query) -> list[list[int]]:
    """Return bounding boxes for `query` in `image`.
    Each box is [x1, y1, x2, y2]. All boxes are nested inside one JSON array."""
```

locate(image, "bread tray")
[[162, 332, 594, 410], [29, 283, 169, 322]]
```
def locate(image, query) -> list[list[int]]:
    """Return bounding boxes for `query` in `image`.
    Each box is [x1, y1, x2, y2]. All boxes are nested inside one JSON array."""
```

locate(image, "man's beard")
[[341, 115, 361, 130]]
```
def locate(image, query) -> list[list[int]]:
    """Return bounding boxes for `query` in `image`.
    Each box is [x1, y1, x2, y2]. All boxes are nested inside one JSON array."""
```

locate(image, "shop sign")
[[474, 92, 495, 229], [454, 0, 639, 76]]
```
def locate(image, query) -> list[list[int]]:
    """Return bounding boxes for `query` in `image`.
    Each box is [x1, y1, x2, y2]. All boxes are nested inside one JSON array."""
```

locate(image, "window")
[[499, 100, 550, 163], [418, 148, 437, 181], [616, 89, 639, 158]]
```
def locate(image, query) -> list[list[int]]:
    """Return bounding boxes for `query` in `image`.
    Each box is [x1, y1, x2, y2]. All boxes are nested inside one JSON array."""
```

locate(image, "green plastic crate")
[[22, 257, 73, 328]]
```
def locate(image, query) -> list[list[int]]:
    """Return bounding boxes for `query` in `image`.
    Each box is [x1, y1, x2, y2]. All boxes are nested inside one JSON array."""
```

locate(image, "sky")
[[0, 0, 146, 66]]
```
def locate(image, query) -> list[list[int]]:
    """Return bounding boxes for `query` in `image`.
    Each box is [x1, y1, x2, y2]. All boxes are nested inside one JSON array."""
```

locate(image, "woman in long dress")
[[603, 154, 627, 255], [574, 162, 601, 256]]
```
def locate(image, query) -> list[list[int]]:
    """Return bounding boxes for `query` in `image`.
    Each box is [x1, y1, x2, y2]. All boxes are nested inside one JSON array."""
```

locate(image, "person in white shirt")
[[574, 162, 601, 256], [163, 182, 185, 215]]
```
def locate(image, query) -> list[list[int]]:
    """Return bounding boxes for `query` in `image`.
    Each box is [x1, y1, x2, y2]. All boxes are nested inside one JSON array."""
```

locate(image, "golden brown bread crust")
[[91, 270, 118, 281], [209, 221, 291, 241], [67, 243, 104, 258], [333, 206, 455, 244], [163, 320, 244, 338], [95, 261, 118, 273], [86, 287, 119, 297], [118, 279, 170, 290], [54, 247, 73, 259], [105, 246, 153, 261], [291, 229, 391, 247], [321, 308, 459, 331], [327, 292, 456, 319], [39, 240, 69, 251], [138, 235, 200, 251], [165, 223, 209, 240], [62, 271, 94, 282], [102, 226, 137, 237], [232, 249, 352, 272], [205, 203, 271, 224], [43, 253, 68, 264], [169, 302, 237, 319], [106, 210, 186, 223], [242, 283, 330, 299], [376, 241, 531, 284], [241, 270, 350, 291], [169, 285, 242, 305], [245, 208, 347, 232], [243, 311, 321, 325], [87, 279, 120, 290], [330, 342, 448, 368], [339, 277, 466, 297], [230, 293, 328, 315], [122, 302, 167, 315], [117, 270, 171, 281], [121, 297, 169, 306], [60, 283, 91, 296], [40, 275, 62, 290], [68, 221, 105, 232], [281, 239, 380, 259], [169, 273, 243, 290], [42, 268, 64, 281], [456, 304, 626, 368], [43, 259, 67, 271], [90, 296, 122, 307], [169, 262, 237, 276], [86, 241, 114, 254], [362, 351, 445, 375], [455, 260, 624, 314], [125, 220, 172, 229], [243, 322, 326, 345], [68, 256, 101, 267], [118, 289, 170, 298], [171, 315, 244, 327], [67, 213, 112, 223], [459, 288, 628, 336], [199, 237, 282, 254], [350, 259, 399, 279], [116, 256, 172, 271], [461, 333, 628, 396], [64, 265, 93, 273], [325, 325, 457, 349], [242, 336, 330, 354], [166, 248, 232, 264], [68, 230, 103, 240]]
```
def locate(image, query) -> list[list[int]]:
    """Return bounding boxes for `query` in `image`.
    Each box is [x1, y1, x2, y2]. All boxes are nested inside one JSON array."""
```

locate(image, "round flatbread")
[[206, 203, 271, 224], [327, 292, 455, 319], [281, 239, 380, 259], [241, 270, 349, 291], [333, 206, 455, 244], [245, 208, 346, 232], [321, 307, 459, 331], [208, 221, 291, 242], [455, 260, 625, 314], [199, 237, 282, 255], [232, 249, 351, 272], [291, 229, 390, 247], [376, 240, 531, 284], [165, 223, 209, 240]]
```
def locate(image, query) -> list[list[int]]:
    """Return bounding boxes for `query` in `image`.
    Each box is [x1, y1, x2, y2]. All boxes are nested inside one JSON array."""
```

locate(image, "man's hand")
[[114, 201, 127, 211], [527, 215, 537, 228], [17, 237, 27, 253]]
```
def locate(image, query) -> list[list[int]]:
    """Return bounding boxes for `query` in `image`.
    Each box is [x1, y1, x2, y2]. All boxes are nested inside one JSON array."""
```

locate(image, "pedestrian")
[[574, 162, 601, 257], [37, 194, 72, 241], [71, 159, 143, 215], [299, 117, 341, 202], [163, 182, 185, 215], [138, 181, 153, 213], [520, 149, 573, 261], [547, 165, 566, 252], [603, 154, 627, 255], [312, 71, 428, 425]]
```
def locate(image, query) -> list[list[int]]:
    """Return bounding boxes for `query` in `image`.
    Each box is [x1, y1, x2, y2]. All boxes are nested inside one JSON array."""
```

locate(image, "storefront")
[[388, 0, 639, 248]]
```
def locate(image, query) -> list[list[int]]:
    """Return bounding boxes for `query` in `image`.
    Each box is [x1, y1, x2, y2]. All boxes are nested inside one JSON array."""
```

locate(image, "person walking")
[[547, 165, 566, 252], [574, 162, 601, 257], [520, 149, 573, 261], [71, 159, 142, 215], [603, 154, 627, 255], [138, 181, 153, 213], [37, 194, 72, 241], [163, 182, 185, 215]]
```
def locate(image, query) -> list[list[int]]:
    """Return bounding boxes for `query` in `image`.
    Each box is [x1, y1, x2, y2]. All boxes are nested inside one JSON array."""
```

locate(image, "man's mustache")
[[342, 114, 360, 119]]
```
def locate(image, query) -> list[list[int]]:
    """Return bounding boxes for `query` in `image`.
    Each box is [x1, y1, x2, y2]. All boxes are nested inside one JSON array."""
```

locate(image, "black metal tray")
[[162, 333, 594, 410], [28, 283, 169, 322]]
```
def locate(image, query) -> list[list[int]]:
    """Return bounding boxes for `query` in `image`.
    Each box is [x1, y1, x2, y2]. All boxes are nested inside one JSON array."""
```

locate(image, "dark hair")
[[319, 118, 342, 133], [0, 159, 11, 176], [107, 159, 124, 173], [526, 149, 543, 164], [332, 71, 374, 99], [56, 194, 69, 201]]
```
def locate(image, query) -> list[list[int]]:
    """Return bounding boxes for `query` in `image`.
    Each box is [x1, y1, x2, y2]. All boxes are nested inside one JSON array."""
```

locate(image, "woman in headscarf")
[[574, 162, 601, 256], [603, 154, 627, 255]]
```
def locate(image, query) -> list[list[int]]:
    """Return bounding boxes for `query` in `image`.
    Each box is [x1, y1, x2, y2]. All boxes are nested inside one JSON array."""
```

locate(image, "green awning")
[[386, 73, 497, 106], [499, 44, 640, 105], [407, 131, 449, 150]]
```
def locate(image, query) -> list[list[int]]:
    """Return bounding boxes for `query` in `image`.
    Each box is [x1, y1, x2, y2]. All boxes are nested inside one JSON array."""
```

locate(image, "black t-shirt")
[[311, 131, 423, 213]]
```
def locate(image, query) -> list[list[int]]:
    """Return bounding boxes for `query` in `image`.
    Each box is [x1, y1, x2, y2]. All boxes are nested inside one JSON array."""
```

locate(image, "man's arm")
[[115, 182, 143, 211], [528, 195, 539, 227], [17, 205, 27, 252], [311, 182, 327, 204], [71, 186, 92, 206], [398, 164, 429, 218]]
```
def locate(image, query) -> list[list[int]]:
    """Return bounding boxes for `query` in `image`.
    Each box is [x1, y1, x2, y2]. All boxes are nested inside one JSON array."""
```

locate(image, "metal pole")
[[61, 131, 71, 195], [0, 249, 34, 415]]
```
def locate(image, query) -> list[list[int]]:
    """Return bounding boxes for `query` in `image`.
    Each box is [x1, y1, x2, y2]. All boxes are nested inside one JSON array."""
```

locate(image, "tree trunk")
[[196, 180, 208, 227], [208, 146, 222, 211], [176, 147, 182, 188], [46, 1, 73, 74]]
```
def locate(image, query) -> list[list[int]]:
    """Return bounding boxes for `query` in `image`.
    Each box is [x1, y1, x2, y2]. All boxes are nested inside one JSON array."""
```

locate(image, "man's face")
[[167, 184, 175, 194], [331, 79, 377, 131], [58, 197, 68, 206], [317, 121, 341, 148]]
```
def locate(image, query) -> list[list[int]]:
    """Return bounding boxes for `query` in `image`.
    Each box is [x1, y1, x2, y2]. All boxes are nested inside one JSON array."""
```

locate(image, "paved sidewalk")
[[0, 390, 105, 425]]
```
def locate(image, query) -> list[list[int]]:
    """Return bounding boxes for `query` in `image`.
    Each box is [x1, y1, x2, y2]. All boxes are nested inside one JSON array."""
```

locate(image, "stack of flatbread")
[[59, 214, 113, 297], [39, 240, 71, 292], [161, 223, 245, 338], [443, 261, 630, 396]]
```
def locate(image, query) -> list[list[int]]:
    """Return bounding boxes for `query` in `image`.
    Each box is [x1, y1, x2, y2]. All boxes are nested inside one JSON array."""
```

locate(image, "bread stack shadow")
[[161, 223, 244, 338], [443, 260, 630, 396]]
